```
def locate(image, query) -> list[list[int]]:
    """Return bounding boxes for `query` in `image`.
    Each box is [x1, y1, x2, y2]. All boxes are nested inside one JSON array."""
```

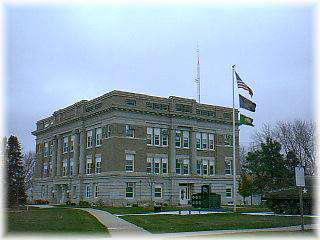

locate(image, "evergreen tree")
[[246, 137, 291, 196], [7, 135, 27, 208]]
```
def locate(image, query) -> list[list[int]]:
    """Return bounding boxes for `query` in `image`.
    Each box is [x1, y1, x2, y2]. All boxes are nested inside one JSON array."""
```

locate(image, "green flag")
[[239, 113, 254, 126]]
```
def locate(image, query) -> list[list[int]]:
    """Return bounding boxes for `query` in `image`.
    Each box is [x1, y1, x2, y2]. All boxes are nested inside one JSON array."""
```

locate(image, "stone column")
[[73, 129, 80, 176], [56, 135, 62, 177], [190, 129, 197, 175], [79, 128, 86, 175], [51, 137, 57, 177], [169, 127, 176, 174]]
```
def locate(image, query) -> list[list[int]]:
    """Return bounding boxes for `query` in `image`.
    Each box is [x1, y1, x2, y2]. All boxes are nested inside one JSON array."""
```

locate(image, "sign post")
[[295, 166, 305, 231]]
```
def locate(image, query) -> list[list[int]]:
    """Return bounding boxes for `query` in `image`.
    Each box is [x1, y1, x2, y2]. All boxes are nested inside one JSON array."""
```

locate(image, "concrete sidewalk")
[[152, 224, 317, 238], [80, 208, 151, 237]]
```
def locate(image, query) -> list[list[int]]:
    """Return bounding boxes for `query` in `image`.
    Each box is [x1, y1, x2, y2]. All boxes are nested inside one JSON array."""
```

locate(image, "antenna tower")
[[195, 43, 201, 103]]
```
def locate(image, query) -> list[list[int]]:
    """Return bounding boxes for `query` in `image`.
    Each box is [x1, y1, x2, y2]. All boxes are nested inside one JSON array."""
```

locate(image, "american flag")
[[235, 71, 253, 97]]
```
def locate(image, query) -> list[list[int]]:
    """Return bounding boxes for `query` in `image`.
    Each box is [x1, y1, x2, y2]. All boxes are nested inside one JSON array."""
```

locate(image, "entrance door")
[[179, 186, 189, 205]]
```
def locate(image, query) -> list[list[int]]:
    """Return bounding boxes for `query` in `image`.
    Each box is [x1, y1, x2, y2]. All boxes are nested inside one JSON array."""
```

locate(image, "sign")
[[295, 166, 305, 187]]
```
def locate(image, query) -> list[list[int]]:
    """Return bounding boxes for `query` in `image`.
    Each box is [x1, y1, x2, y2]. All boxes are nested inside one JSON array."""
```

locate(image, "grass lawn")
[[120, 213, 313, 233], [7, 207, 109, 234]]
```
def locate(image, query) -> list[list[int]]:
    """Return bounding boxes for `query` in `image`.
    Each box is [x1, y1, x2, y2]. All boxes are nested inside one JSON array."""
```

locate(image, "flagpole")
[[232, 64, 237, 212]]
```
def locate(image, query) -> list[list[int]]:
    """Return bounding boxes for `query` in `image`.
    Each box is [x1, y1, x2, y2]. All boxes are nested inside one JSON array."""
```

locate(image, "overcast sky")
[[5, 3, 315, 152]]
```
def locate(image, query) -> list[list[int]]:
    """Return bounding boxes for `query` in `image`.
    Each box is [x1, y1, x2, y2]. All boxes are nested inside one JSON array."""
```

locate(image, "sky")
[[5, 3, 315, 152]]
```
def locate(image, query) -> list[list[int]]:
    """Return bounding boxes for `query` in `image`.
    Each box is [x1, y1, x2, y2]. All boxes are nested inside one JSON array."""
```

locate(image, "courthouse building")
[[31, 90, 240, 206]]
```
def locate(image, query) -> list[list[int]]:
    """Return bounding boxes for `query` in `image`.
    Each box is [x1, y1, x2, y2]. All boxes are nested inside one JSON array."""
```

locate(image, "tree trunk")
[[250, 195, 253, 206], [243, 196, 246, 206]]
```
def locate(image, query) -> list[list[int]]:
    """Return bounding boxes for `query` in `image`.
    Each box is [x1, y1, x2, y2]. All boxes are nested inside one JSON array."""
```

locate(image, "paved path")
[[27, 204, 54, 208], [80, 208, 151, 237], [152, 224, 317, 238]]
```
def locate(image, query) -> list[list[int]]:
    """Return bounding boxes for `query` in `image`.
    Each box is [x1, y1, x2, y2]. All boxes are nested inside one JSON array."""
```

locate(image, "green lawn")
[[120, 213, 313, 233], [7, 208, 109, 234]]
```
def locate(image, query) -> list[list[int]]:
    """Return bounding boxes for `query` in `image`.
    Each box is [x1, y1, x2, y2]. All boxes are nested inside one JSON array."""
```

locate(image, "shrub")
[[34, 199, 49, 205], [78, 200, 91, 207], [93, 199, 104, 208], [65, 200, 76, 206]]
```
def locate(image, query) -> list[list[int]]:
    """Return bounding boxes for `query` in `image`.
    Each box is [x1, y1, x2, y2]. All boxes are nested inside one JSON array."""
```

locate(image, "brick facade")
[[31, 90, 240, 206]]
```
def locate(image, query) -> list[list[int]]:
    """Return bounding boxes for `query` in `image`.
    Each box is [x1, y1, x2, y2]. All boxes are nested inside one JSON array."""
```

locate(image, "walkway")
[[80, 208, 151, 237], [152, 224, 317, 238]]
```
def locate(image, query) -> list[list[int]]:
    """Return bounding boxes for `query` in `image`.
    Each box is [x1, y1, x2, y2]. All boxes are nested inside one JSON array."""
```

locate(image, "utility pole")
[[232, 64, 237, 212]]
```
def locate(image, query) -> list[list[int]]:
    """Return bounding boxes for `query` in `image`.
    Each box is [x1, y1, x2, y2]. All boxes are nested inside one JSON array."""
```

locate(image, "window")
[[154, 185, 162, 198], [96, 128, 102, 146], [107, 124, 112, 138], [49, 162, 53, 175], [43, 163, 48, 176], [146, 102, 169, 111], [154, 128, 160, 146], [225, 159, 232, 175], [196, 109, 215, 117], [63, 137, 69, 153], [202, 133, 208, 149], [175, 104, 192, 113], [209, 134, 214, 150], [196, 133, 201, 149], [126, 99, 136, 106], [226, 186, 232, 198], [95, 102, 102, 109], [49, 142, 53, 156], [147, 127, 168, 147], [154, 158, 160, 174], [125, 154, 134, 172], [146, 157, 152, 173], [224, 134, 233, 146], [147, 127, 153, 145], [176, 162, 181, 174], [85, 185, 92, 198], [183, 131, 190, 148], [161, 129, 168, 146], [70, 135, 75, 152], [224, 112, 232, 120], [87, 130, 93, 148], [72, 185, 77, 199], [182, 159, 189, 175], [162, 158, 168, 174], [203, 160, 208, 175], [125, 125, 135, 138], [147, 157, 167, 174], [95, 185, 99, 198], [44, 142, 49, 157], [62, 160, 68, 176], [196, 161, 202, 175], [126, 182, 134, 198], [41, 185, 45, 198], [175, 130, 182, 147], [69, 158, 74, 175], [95, 154, 101, 174], [209, 161, 215, 175], [86, 155, 92, 174]]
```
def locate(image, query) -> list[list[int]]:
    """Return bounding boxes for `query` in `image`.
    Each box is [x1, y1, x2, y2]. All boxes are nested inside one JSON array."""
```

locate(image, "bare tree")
[[23, 151, 36, 191], [274, 120, 315, 175], [251, 120, 315, 175], [239, 145, 248, 173], [252, 123, 276, 148]]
